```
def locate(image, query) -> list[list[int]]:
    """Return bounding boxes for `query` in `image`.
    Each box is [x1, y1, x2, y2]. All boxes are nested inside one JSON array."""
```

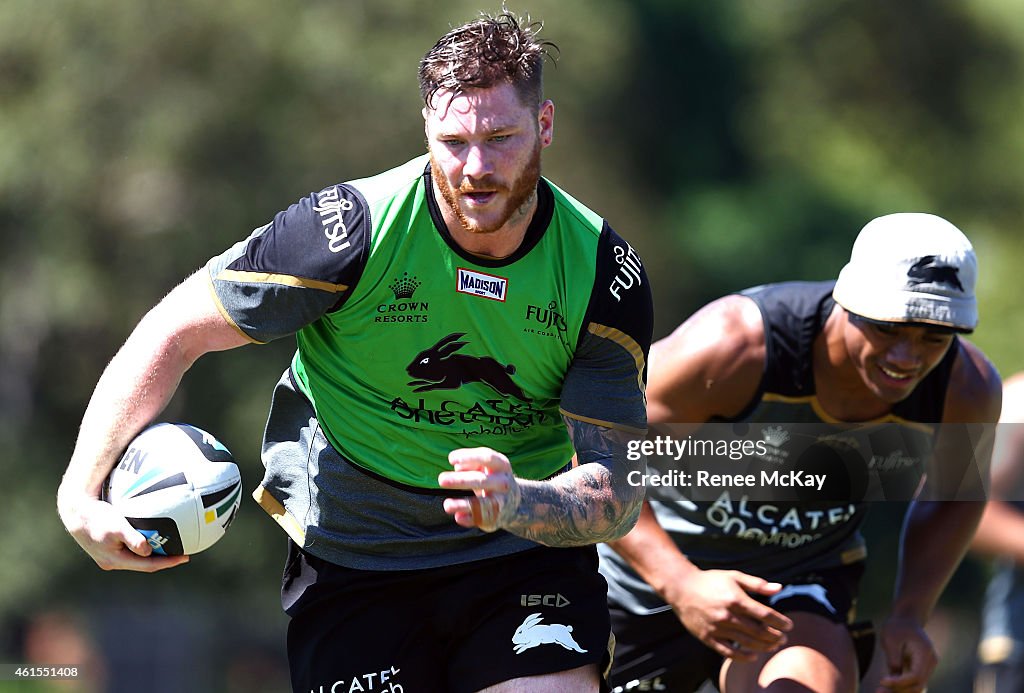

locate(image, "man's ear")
[[539, 99, 554, 148]]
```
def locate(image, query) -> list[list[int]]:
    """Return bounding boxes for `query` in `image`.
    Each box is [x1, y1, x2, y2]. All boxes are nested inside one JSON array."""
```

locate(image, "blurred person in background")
[[600, 213, 1001, 693], [21, 610, 106, 693], [973, 372, 1024, 693], [56, 11, 652, 692]]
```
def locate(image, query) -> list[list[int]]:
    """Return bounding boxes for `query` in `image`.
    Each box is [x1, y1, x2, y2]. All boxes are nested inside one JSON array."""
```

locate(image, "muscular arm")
[[439, 339, 649, 546], [606, 295, 793, 658], [56, 271, 252, 570], [643, 295, 768, 426], [608, 294, 767, 561], [441, 225, 653, 545], [891, 340, 1001, 620], [879, 340, 1002, 690], [439, 420, 644, 546], [59, 184, 368, 569], [498, 419, 646, 546]]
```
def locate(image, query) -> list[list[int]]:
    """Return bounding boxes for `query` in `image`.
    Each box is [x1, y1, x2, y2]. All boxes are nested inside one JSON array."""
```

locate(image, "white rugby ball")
[[101, 423, 242, 556]]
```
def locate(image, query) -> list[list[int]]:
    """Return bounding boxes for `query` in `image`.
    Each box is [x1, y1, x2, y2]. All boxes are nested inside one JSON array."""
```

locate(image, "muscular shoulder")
[[943, 339, 1002, 424], [647, 293, 766, 424]]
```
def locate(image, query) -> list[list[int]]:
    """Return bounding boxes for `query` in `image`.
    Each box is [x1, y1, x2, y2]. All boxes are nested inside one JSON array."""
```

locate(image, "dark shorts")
[[608, 562, 869, 693], [282, 541, 613, 693]]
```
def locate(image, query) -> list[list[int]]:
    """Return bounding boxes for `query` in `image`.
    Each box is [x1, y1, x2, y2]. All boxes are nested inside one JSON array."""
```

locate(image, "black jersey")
[[602, 281, 958, 615]]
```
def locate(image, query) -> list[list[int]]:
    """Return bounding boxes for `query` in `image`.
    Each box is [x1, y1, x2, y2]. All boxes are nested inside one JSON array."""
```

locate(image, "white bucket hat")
[[832, 213, 978, 332]]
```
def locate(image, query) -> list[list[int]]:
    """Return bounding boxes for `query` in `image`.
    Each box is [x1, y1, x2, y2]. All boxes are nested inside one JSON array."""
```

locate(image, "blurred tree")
[[2, 1, 1022, 690]]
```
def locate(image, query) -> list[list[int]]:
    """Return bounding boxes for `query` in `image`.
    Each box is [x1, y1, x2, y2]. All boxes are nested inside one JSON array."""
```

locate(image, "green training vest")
[[292, 155, 605, 488]]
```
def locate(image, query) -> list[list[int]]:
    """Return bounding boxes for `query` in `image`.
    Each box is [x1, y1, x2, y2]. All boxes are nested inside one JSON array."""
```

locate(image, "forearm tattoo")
[[504, 418, 646, 546]]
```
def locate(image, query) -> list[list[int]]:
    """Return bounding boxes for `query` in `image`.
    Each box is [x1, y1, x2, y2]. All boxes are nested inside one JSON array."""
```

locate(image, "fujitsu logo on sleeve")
[[313, 186, 354, 253], [609, 241, 643, 301]]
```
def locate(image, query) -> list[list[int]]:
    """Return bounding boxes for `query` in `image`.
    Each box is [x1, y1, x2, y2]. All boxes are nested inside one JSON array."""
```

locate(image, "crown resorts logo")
[[390, 273, 422, 300], [762, 426, 791, 448], [377, 273, 429, 324], [756, 425, 791, 464]]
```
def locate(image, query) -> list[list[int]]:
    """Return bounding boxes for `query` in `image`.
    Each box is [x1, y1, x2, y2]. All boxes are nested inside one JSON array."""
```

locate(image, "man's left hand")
[[876, 615, 938, 693], [438, 447, 522, 532]]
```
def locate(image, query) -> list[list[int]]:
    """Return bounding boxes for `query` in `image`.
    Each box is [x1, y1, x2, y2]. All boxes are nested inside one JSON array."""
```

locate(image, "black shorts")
[[282, 541, 613, 693], [608, 562, 868, 693]]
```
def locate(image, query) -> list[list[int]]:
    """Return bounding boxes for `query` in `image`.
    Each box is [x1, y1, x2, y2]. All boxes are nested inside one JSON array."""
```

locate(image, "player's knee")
[[758, 644, 857, 692]]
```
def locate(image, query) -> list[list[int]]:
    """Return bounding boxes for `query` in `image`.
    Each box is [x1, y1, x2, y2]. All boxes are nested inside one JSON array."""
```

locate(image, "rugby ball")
[[101, 423, 242, 556]]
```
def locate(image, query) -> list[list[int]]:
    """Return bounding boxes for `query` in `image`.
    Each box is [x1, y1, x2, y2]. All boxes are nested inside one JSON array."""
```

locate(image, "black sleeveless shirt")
[[600, 281, 958, 615]]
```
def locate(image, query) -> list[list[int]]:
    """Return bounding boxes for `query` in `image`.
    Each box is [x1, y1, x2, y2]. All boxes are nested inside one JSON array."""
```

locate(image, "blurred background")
[[2, 0, 1022, 690]]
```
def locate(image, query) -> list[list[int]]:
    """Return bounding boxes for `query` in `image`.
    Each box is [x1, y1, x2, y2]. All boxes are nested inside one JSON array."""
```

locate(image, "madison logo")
[[406, 333, 531, 401], [906, 255, 964, 292], [456, 268, 508, 301]]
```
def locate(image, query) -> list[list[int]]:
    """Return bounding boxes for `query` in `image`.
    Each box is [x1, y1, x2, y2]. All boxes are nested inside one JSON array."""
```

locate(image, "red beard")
[[431, 140, 541, 235]]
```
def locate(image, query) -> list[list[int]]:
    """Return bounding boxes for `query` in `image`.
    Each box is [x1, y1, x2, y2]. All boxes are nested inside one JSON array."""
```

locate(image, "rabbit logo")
[[406, 333, 532, 401], [905, 255, 965, 292], [768, 584, 836, 615], [512, 613, 587, 655]]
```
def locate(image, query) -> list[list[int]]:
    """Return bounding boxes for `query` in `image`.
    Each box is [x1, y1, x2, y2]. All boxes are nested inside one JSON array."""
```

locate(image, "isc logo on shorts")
[[520, 593, 570, 608]]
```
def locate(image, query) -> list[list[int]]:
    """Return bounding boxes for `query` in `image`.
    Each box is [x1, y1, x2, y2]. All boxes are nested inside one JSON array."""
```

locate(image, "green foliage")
[[3, 1, 1022, 690]]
